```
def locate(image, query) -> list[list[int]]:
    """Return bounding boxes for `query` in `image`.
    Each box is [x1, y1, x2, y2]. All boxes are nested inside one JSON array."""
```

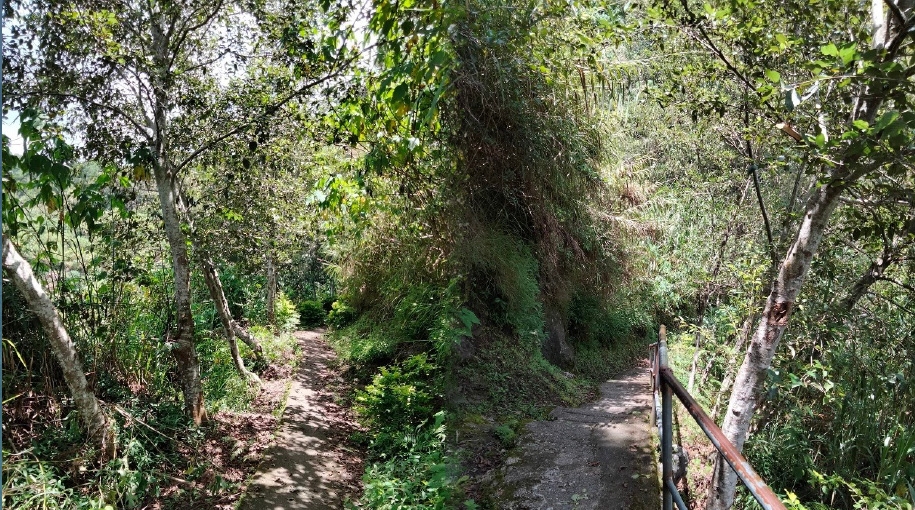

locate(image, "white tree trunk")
[[707, 181, 844, 509], [706, 3, 911, 503], [3, 239, 116, 458], [199, 252, 261, 385]]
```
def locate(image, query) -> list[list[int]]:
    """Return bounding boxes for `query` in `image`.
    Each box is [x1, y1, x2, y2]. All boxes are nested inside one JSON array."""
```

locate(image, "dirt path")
[[493, 366, 659, 509], [237, 330, 363, 510]]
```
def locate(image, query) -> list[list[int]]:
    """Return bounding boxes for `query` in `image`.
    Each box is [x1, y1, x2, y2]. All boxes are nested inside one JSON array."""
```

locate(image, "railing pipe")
[[664, 478, 689, 510], [659, 327, 673, 510], [651, 325, 786, 510], [661, 369, 786, 510]]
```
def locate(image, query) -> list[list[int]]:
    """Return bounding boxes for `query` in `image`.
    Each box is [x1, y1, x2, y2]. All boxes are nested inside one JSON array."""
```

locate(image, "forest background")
[[1, 0, 914, 509]]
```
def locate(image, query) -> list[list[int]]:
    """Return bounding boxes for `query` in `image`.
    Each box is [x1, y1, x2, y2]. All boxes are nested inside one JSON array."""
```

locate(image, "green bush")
[[2, 454, 114, 510], [493, 421, 519, 448], [298, 300, 326, 328], [355, 353, 439, 455], [327, 300, 357, 328], [274, 292, 300, 332], [356, 412, 462, 510]]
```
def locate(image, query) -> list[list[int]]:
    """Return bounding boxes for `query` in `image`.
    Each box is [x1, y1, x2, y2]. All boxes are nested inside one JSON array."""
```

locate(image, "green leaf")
[[852, 119, 869, 131], [874, 110, 899, 132], [392, 83, 409, 104], [820, 43, 838, 57], [765, 69, 781, 83], [838, 44, 857, 66]]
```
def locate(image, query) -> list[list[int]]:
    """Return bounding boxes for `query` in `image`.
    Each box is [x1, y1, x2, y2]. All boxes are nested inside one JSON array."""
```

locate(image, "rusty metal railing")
[[649, 325, 786, 510]]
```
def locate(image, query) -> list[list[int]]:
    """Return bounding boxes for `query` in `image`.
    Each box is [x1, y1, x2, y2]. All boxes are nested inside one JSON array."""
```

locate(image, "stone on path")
[[498, 366, 659, 509], [238, 330, 361, 510]]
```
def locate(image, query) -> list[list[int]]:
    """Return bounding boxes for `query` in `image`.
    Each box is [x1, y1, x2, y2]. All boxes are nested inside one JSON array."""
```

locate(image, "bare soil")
[[236, 330, 364, 509]]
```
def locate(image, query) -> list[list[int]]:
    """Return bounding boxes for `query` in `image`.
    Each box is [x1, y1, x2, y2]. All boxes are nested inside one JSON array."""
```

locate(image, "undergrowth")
[[2, 278, 301, 510]]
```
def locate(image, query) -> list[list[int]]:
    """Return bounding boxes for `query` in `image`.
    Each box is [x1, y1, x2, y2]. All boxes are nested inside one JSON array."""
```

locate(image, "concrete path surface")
[[498, 366, 659, 509], [238, 330, 362, 510]]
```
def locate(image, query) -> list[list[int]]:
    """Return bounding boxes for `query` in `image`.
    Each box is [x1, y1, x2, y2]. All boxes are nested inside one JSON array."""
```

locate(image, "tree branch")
[[882, 0, 907, 26], [16, 91, 151, 141], [173, 45, 371, 173], [167, 0, 226, 74], [877, 275, 915, 293]]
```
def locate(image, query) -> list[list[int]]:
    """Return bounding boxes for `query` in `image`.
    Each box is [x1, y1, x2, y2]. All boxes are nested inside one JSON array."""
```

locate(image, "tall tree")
[[654, 1, 915, 507], [5, 0, 356, 422]]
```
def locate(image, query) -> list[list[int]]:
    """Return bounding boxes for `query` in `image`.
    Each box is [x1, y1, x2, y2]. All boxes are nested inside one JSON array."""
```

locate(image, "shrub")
[[327, 300, 357, 328], [298, 300, 326, 328], [493, 421, 519, 448], [356, 412, 461, 510], [274, 292, 300, 332], [355, 353, 439, 455]]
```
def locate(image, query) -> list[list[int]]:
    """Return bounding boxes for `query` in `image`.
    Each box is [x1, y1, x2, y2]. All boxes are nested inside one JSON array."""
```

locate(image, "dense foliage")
[[3, 0, 914, 509]]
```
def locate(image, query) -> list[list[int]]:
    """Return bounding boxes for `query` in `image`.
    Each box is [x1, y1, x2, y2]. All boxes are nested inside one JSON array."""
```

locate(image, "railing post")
[[659, 326, 673, 510]]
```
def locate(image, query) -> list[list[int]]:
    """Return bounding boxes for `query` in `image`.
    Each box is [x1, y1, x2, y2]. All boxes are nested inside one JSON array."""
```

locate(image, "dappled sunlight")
[[495, 368, 658, 509], [239, 331, 363, 509]]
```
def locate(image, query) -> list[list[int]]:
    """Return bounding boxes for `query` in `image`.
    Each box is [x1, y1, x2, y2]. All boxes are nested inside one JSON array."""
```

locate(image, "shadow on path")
[[238, 330, 362, 510], [498, 366, 659, 509]]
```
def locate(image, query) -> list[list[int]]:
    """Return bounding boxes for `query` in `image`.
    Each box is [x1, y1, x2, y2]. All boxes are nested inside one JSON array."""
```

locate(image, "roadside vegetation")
[[3, 0, 913, 509]]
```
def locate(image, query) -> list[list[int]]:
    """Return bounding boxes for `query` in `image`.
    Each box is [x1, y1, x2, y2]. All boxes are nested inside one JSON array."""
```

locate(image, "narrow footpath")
[[238, 330, 363, 510], [494, 366, 659, 509]]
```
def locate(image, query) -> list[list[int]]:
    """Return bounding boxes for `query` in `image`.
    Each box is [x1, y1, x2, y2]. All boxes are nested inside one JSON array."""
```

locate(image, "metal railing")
[[649, 325, 786, 510]]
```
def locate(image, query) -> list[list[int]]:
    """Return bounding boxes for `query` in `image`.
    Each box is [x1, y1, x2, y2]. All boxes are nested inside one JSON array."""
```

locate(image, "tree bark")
[[266, 253, 277, 327], [152, 160, 207, 425], [711, 314, 754, 422], [3, 238, 116, 458], [149, 11, 206, 425], [198, 251, 261, 385], [707, 180, 845, 509]]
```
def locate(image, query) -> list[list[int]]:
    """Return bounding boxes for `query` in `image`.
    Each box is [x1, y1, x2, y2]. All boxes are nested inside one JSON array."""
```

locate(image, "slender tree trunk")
[[689, 176, 752, 392], [149, 13, 207, 425], [198, 252, 261, 385], [3, 239, 116, 458], [266, 253, 277, 327], [707, 181, 845, 509], [706, 2, 910, 503], [840, 215, 914, 312], [711, 314, 753, 422], [842, 253, 895, 312], [152, 161, 207, 425]]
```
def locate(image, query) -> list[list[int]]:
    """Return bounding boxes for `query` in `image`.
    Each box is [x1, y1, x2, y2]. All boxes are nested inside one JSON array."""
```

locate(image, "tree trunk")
[[191, 227, 264, 356], [3, 239, 116, 458], [840, 215, 914, 312], [266, 253, 277, 327], [689, 177, 751, 392], [705, 1, 910, 502], [148, 13, 206, 425], [198, 251, 261, 385], [707, 181, 844, 509], [152, 160, 207, 425], [711, 314, 754, 422]]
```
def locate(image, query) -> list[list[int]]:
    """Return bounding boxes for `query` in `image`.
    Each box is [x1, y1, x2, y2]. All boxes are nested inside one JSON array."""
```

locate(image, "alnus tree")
[[654, 0, 915, 507], [4, 0, 358, 421]]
